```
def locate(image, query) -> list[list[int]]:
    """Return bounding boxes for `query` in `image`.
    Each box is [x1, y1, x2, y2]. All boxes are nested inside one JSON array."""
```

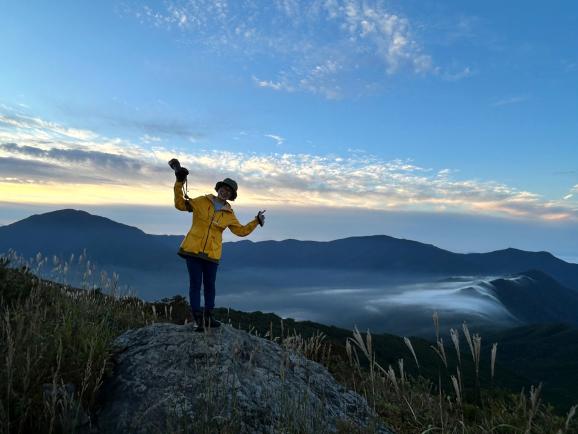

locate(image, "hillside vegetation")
[[0, 256, 577, 433]]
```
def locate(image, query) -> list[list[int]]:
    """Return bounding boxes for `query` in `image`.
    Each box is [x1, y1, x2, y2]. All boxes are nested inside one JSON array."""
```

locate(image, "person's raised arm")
[[170, 158, 192, 212], [173, 180, 193, 212], [228, 213, 260, 237]]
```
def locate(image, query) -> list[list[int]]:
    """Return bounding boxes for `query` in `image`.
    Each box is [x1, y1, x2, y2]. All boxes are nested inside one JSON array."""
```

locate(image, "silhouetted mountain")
[[0, 209, 175, 270], [221, 236, 471, 272], [489, 270, 578, 326], [2, 210, 578, 291], [220, 238, 578, 291], [464, 248, 578, 288]]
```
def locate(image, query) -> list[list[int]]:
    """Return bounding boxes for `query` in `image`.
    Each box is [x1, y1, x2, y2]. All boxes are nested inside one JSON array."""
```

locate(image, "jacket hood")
[[206, 194, 233, 212]]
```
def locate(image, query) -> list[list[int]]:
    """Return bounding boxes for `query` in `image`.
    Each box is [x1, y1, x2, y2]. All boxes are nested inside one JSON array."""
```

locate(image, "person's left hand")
[[257, 210, 266, 227], [175, 167, 189, 182]]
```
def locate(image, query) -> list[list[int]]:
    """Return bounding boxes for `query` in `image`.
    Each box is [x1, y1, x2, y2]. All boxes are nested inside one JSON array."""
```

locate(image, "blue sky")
[[1, 1, 577, 259]]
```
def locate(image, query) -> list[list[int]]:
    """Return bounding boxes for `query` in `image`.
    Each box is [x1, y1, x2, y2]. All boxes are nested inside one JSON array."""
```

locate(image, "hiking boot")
[[192, 310, 204, 332], [203, 309, 221, 329]]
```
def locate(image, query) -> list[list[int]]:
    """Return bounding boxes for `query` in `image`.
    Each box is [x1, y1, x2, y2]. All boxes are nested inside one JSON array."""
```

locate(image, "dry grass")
[[341, 322, 578, 433], [1, 251, 578, 433], [0, 253, 152, 433]]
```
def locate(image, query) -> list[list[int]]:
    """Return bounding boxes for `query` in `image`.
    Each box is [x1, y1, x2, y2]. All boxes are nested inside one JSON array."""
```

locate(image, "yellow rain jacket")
[[174, 181, 259, 262]]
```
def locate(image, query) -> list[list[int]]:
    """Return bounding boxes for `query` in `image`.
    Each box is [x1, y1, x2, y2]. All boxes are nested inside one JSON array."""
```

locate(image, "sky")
[[1, 1, 577, 260]]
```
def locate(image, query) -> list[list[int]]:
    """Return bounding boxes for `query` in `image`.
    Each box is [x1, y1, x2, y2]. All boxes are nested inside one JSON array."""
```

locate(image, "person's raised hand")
[[257, 210, 266, 227], [175, 167, 189, 182]]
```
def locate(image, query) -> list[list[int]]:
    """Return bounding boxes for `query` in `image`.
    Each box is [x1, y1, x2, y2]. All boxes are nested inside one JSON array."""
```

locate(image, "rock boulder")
[[96, 322, 392, 433]]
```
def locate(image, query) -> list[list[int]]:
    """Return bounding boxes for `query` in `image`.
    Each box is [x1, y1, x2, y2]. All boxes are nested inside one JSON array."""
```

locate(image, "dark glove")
[[256, 210, 266, 227], [175, 167, 189, 182]]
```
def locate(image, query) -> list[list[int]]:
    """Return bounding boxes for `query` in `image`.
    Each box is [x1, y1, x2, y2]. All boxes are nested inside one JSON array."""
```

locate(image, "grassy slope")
[[159, 298, 574, 412], [483, 324, 578, 410], [211, 309, 540, 406], [1, 262, 577, 433]]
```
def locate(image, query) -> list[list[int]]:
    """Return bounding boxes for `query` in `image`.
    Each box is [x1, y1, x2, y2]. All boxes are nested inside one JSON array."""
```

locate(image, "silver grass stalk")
[[491, 342, 498, 382], [462, 322, 475, 363], [433, 311, 440, 341], [473, 334, 482, 377], [386, 365, 399, 394], [563, 405, 577, 433], [525, 383, 542, 434], [397, 358, 405, 388], [366, 328, 372, 358], [457, 366, 463, 397], [403, 337, 420, 369], [351, 326, 371, 361], [431, 338, 448, 368], [450, 328, 461, 366], [451, 375, 462, 406]]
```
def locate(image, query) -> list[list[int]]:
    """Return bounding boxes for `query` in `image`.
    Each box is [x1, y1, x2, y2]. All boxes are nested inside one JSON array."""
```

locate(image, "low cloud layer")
[[0, 142, 143, 172], [1, 106, 577, 222]]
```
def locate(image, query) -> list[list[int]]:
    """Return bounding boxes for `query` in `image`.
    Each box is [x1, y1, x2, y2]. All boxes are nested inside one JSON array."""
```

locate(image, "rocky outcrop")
[[96, 322, 392, 433]]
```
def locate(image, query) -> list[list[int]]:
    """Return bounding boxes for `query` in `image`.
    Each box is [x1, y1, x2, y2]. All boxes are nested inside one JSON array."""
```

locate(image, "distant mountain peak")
[[23, 208, 95, 220], [46, 208, 89, 215], [491, 247, 555, 257], [7, 208, 145, 234], [514, 269, 558, 282], [34, 208, 96, 220]]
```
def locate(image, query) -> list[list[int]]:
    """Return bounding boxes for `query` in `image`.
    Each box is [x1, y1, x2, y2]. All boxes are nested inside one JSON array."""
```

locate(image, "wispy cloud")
[[253, 77, 294, 92], [0, 107, 158, 187], [264, 134, 285, 146], [442, 66, 473, 81], [1, 106, 576, 221], [140, 134, 162, 144], [127, 0, 436, 98], [491, 95, 529, 107], [0, 142, 144, 172], [563, 185, 578, 201], [0, 155, 112, 184]]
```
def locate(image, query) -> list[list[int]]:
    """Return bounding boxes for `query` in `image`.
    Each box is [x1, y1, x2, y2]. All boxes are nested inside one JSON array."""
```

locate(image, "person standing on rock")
[[170, 159, 266, 332]]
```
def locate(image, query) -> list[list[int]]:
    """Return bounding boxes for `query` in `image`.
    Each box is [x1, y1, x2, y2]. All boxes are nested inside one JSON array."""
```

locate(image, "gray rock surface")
[[96, 322, 393, 434]]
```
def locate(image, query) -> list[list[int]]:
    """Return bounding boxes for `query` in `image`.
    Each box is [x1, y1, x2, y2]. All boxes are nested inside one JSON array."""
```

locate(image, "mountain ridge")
[[489, 269, 578, 326], [0, 209, 578, 284], [2, 209, 578, 291]]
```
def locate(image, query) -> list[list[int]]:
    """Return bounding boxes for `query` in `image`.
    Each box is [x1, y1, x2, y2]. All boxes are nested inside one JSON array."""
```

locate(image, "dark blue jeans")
[[185, 256, 219, 312]]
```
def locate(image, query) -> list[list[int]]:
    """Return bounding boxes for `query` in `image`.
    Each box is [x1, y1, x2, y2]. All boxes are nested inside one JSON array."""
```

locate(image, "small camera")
[[169, 158, 189, 183]]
